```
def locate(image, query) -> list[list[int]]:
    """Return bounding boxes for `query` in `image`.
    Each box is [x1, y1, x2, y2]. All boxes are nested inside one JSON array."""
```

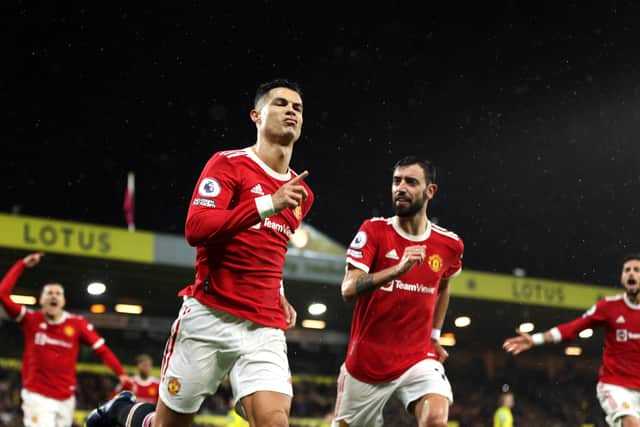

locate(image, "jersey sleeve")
[[0, 260, 28, 320], [443, 236, 464, 279], [79, 317, 126, 376], [554, 299, 607, 341], [185, 153, 263, 246], [345, 220, 377, 273]]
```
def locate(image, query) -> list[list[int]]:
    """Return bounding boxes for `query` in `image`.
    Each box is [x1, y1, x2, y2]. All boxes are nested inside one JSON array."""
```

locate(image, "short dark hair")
[[622, 253, 640, 264], [135, 354, 152, 364], [393, 156, 437, 184], [254, 79, 302, 109]]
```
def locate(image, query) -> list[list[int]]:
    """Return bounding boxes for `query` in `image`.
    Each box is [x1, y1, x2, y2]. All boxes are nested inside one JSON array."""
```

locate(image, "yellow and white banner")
[[0, 213, 154, 263]]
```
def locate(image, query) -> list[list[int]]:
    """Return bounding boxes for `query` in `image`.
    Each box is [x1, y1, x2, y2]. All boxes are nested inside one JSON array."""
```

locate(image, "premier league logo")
[[350, 231, 367, 249], [198, 178, 221, 197]]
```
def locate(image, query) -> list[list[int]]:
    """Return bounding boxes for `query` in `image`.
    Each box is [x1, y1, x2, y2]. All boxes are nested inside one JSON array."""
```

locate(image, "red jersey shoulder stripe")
[[432, 224, 460, 241], [219, 148, 248, 158]]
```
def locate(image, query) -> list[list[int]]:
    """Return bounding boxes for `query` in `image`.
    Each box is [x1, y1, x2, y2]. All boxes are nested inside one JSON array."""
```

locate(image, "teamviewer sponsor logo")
[[263, 217, 293, 238], [379, 280, 436, 294]]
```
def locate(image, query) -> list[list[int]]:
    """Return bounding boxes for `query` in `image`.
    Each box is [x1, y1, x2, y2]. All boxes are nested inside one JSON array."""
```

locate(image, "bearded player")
[[332, 156, 464, 427]]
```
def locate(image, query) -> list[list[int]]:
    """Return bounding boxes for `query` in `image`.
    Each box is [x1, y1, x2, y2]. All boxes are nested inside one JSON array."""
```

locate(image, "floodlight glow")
[[440, 333, 456, 347], [87, 282, 106, 295], [519, 322, 535, 333], [290, 227, 309, 248], [308, 303, 327, 315], [579, 328, 593, 338], [301, 319, 326, 329], [90, 304, 106, 314], [565, 346, 582, 356], [10, 295, 36, 305], [115, 304, 143, 314], [454, 316, 471, 327]]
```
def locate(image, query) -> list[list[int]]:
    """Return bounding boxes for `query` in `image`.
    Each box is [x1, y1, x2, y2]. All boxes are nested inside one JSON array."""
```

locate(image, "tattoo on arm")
[[355, 275, 376, 296]]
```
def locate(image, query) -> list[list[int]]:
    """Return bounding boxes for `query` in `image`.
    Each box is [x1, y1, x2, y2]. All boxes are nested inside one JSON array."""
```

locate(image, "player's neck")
[[42, 310, 62, 322], [252, 140, 293, 174], [395, 214, 428, 236]]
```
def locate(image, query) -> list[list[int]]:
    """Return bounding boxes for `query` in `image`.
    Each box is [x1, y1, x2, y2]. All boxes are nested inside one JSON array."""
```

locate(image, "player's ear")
[[250, 109, 261, 125], [426, 183, 438, 200]]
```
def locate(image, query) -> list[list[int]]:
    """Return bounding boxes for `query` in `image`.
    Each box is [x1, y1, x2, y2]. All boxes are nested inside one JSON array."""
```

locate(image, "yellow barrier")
[[452, 270, 617, 310], [0, 213, 154, 263]]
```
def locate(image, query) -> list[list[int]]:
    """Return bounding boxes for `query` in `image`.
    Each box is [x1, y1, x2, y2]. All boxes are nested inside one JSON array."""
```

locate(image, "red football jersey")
[[344, 217, 464, 383], [180, 147, 314, 330], [555, 293, 640, 390], [18, 308, 106, 400], [0, 261, 125, 400], [114, 375, 160, 404]]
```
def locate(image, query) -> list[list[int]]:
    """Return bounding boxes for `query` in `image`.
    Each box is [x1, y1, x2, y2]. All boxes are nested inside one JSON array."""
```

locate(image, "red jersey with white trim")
[[344, 217, 464, 383], [555, 293, 640, 390], [18, 310, 105, 399], [114, 375, 160, 404], [0, 260, 125, 400], [180, 147, 314, 330]]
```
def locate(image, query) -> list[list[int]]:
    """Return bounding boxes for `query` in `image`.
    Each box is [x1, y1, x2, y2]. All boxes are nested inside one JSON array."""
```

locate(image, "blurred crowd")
[[0, 360, 607, 427]]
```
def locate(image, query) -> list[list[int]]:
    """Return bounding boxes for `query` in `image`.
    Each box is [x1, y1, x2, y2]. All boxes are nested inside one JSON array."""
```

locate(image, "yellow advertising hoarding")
[[0, 213, 153, 263], [451, 270, 617, 310]]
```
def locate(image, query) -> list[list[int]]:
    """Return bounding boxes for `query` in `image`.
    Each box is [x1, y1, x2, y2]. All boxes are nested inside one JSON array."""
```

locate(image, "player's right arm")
[[503, 300, 605, 355], [185, 154, 308, 245], [341, 245, 425, 303], [0, 253, 44, 319]]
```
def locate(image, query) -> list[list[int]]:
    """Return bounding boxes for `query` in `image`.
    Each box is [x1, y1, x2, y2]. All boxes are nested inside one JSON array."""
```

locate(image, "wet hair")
[[254, 79, 303, 109], [393, 156, 437, 184], [622, 253, 640, 265]]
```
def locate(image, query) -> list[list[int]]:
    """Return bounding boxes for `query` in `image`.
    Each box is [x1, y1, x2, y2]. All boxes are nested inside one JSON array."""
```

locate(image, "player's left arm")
[[94, 344, 130, 385], [81, 320, 129, 384], [431, 277, 451, 363]]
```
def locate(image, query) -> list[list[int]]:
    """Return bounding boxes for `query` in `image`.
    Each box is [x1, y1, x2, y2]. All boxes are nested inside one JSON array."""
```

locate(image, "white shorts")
[[21, 388, 75, 427], [332, 359, 453, 427], [597, 381, 640, 426], [159, 297, 293, 414]]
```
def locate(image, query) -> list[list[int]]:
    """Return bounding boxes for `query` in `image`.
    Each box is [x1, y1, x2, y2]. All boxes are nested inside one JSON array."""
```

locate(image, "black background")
[[4, 1, 640, 287]]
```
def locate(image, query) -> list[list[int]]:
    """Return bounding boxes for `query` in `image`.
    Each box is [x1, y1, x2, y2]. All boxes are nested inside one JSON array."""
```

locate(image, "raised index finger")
[[288, 170, 309, 185]]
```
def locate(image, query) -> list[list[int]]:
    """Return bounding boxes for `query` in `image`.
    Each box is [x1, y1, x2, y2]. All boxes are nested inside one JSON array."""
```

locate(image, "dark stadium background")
[[2, 1, 640, 426]]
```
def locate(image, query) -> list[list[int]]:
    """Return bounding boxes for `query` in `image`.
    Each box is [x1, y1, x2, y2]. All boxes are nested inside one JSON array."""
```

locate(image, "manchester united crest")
[[292, 203, 302, 219], [167, 377, 181, 395], [428, 254, 443, 272], [64, 326, 75, 337]]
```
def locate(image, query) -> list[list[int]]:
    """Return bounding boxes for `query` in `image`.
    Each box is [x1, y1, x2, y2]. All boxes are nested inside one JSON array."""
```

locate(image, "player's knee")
[[424, 410, 448, 427], [425, 416, 447, 427], [620, 414, 640, 427]]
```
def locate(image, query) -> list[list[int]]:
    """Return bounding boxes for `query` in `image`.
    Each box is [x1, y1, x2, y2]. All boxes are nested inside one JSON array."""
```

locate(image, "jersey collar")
[[391, 216, 431, 241], [623, 293, 640, 310], [245, 147, 292, 181]]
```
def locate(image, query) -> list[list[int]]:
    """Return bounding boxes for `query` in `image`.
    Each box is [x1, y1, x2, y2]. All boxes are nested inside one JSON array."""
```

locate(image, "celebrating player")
[[86, 78, 313, 427], [0, 252, 128, 427], [503, 253, 640, 427], [332, 156, 464, 427]]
